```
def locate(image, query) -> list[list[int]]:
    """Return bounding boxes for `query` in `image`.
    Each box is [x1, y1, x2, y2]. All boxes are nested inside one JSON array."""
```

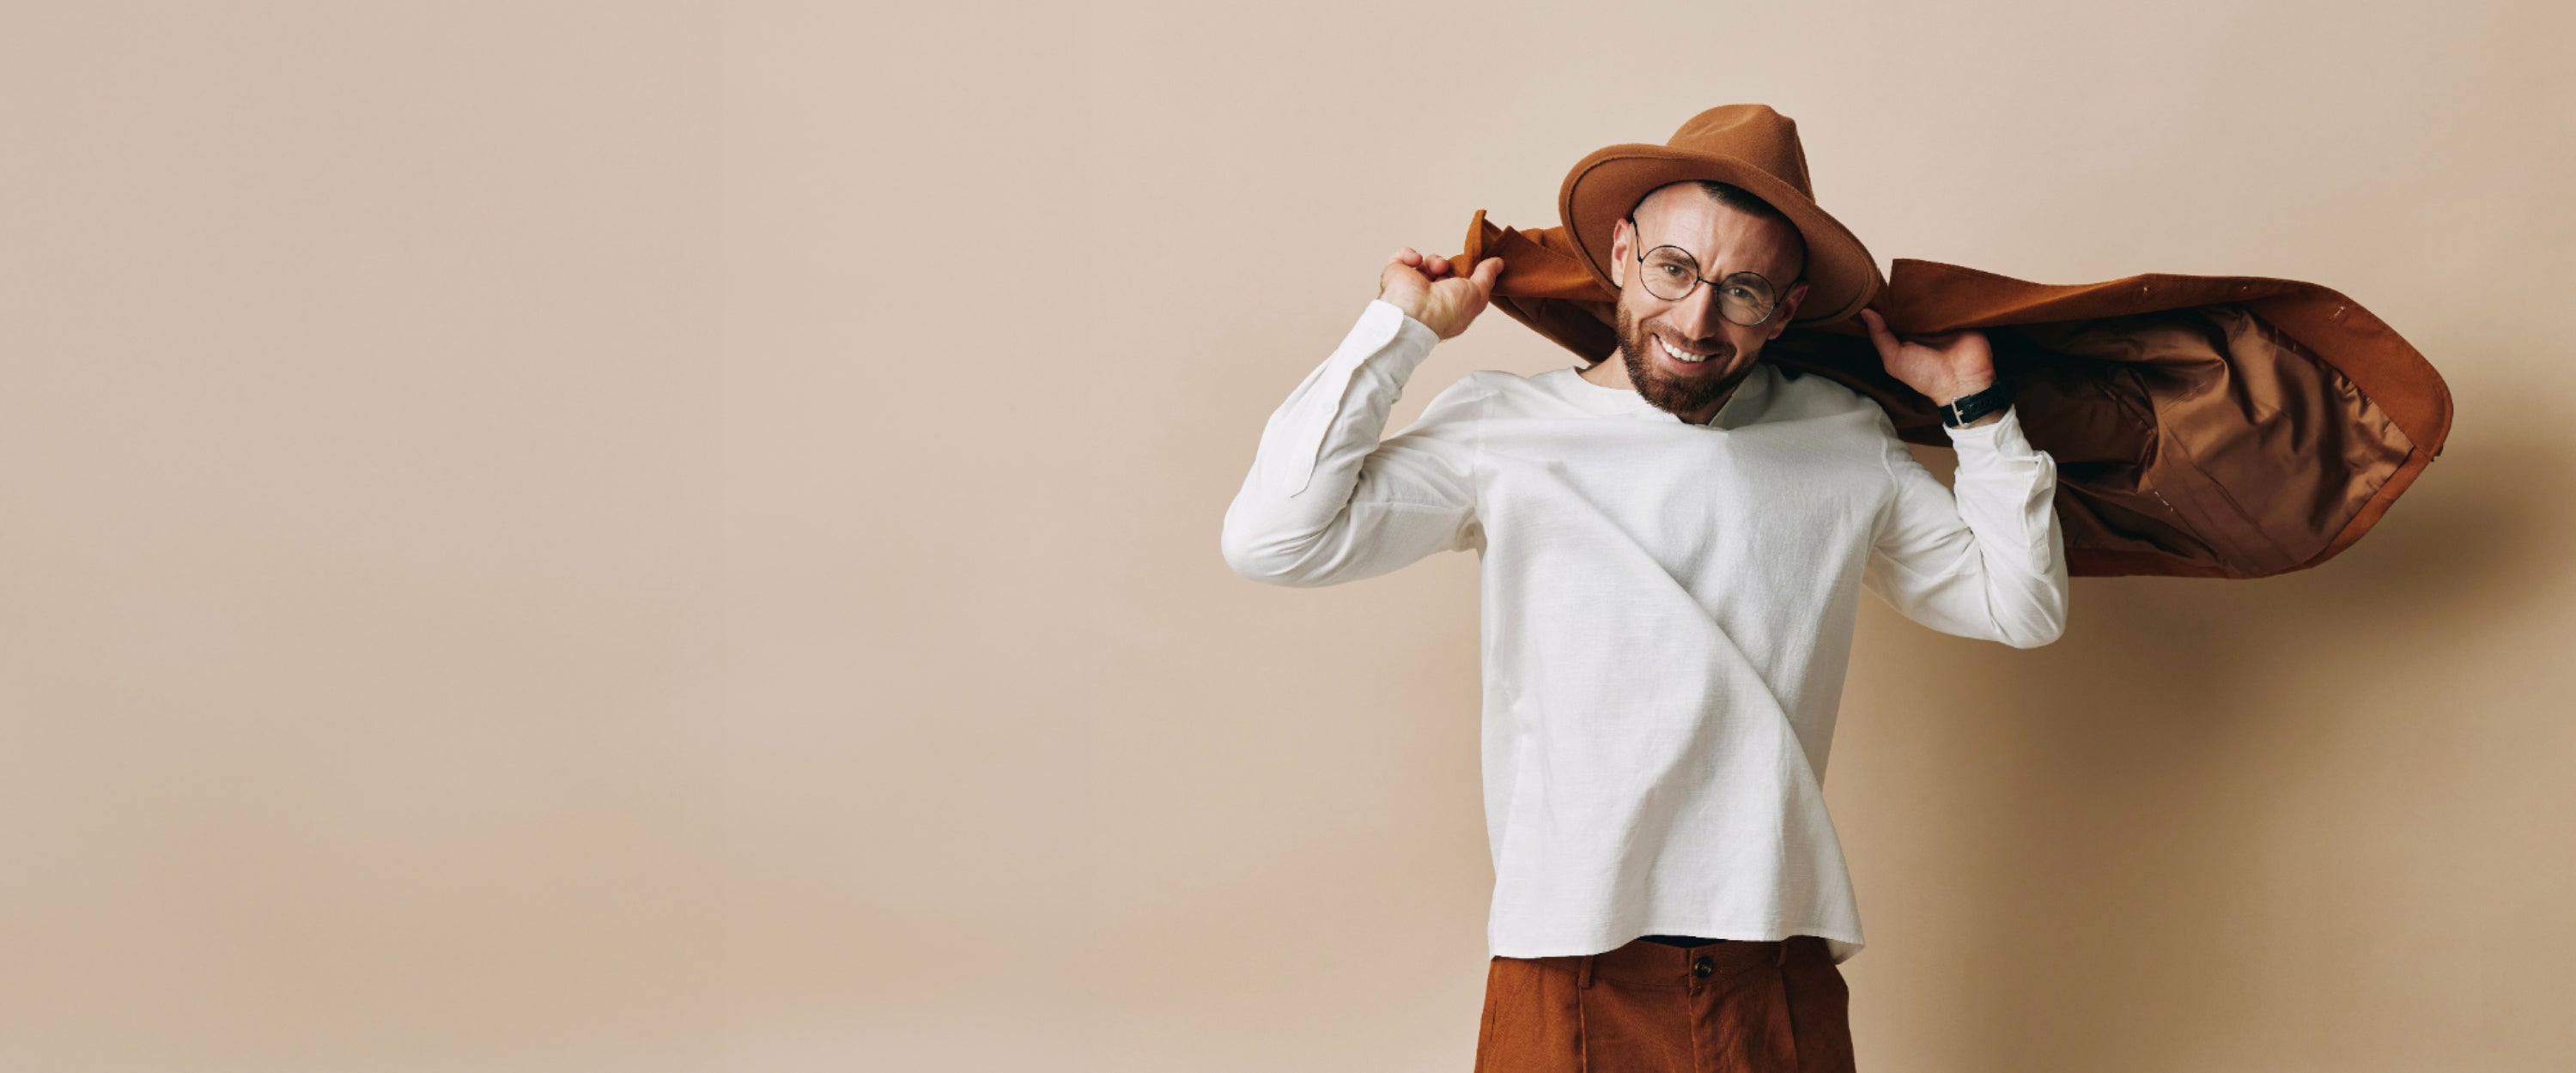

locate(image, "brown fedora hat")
[[1559, 104, 1883, 324]]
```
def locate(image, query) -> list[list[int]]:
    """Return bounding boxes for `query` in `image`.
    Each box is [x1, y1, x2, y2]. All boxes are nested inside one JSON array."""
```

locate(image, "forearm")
[[1941, 404, 2069, 643], [1867, 403, 2069, 647], [1218, 300, 1473, 586]]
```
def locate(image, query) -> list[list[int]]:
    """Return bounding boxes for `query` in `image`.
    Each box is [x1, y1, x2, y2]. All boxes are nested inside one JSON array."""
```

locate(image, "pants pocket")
[[1473, 958, 1501, 1072], [1477, 956, 1586, 1073], [1778, 950, 1857, 1073]]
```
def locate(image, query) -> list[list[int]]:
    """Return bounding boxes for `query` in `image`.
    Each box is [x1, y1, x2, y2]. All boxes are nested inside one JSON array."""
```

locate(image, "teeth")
[[1658, 336, 1710, 363]]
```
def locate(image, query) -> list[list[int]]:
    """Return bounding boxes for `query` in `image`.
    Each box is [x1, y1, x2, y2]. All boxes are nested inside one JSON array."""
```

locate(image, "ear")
[[1607, 217, 1631, 290], [1765, 279, 1813, 340]]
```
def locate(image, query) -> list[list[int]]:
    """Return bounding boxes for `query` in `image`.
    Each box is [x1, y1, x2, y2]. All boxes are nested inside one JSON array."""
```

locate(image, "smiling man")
[[1591, 180, 1816, 423], [1219, 104, 2068, 1072]]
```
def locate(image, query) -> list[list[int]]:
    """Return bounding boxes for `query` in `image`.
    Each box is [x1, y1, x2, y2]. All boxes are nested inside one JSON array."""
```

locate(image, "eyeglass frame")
[[1619, 213, 1790, 327]]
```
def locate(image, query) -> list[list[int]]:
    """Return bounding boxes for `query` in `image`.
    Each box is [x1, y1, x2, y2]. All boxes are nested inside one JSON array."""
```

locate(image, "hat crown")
[[1664, 104, 1814, 200], [1555, 101, 1880, 323]]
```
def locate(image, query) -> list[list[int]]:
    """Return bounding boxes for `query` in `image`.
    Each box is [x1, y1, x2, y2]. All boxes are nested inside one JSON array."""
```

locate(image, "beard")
[[1612, 301, 1755, 419]]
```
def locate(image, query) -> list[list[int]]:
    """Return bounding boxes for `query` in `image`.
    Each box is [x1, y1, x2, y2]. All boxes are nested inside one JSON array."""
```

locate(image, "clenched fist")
[[1377, 247, 1504, 341]]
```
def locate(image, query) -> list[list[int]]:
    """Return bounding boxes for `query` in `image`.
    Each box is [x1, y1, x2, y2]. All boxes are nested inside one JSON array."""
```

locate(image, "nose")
[[1664, 279, 1725, 342]]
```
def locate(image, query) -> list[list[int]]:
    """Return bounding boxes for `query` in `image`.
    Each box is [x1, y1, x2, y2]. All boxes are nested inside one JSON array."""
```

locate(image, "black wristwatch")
[[1938, 377, 2017, 427]]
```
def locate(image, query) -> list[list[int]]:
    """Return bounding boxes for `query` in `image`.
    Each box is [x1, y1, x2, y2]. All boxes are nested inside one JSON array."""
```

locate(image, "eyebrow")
[[1644, 239, 1777, 282], [1632, 217, 1794, 281]]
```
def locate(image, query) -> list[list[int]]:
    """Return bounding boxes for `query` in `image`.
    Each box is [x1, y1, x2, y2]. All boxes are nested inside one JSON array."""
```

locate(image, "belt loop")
[[1577, 953, 1596, 989], [1774, 937, 1791, 967]]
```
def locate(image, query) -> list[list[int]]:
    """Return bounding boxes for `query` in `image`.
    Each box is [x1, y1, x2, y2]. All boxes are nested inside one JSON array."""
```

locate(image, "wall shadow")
[[1913, 412, 2563, 1070]]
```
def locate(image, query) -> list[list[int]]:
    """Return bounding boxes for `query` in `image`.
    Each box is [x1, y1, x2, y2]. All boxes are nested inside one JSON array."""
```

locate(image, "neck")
[[1580, 359, 1752, 425]]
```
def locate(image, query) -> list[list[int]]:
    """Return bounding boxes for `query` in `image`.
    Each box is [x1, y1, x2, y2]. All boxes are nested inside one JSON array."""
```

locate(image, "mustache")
[[1648, 330, 1728, 356]]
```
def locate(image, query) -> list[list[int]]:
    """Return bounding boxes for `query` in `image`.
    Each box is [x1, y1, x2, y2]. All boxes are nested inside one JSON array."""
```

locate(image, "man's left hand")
[[1856, 306, 1993, 406]]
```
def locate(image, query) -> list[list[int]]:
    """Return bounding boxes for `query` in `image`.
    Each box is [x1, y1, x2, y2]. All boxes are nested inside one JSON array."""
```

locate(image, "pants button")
[[1691, 956, 1715, 978]]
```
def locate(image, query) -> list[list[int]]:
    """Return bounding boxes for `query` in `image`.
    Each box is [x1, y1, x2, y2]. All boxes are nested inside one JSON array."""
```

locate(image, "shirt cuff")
[[1364, 298, 1443, 371], [1941, 403, 2037, 459]]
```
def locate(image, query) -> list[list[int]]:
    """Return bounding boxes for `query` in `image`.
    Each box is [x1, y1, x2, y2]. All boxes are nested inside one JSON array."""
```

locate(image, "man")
[[1219, 105, 2067, 1071]]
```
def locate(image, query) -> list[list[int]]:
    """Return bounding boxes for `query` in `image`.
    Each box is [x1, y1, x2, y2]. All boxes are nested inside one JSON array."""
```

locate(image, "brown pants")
[[1473, 935, 1856, 1072]]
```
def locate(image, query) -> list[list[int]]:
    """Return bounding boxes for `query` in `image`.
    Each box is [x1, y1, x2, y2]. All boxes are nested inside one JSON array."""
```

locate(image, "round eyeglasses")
[[1625, 215, 1783, 326]]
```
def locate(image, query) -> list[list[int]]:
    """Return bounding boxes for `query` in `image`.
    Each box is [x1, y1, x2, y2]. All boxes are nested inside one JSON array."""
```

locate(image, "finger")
[[1856, 307, 1899, 361], [1469, 256, 1504, 294], [1380, 259, 1425, 295], [1392, 247, 1423, 267], [1425, 253, 1452, 277]]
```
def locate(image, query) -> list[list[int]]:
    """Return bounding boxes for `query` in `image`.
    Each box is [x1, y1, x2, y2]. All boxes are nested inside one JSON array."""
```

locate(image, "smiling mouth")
[[1656, 335, 1724, 367]]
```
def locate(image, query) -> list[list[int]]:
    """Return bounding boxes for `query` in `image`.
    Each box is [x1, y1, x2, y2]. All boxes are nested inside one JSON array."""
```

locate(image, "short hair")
[[1642, 180, 1807, 285]]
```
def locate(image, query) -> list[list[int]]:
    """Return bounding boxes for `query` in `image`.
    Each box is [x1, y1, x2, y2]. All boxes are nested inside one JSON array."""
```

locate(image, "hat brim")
[[1559, 145, 1882, 324]]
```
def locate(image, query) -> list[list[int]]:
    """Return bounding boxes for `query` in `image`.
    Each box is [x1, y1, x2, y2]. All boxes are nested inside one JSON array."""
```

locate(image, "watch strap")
[[1939, 377, 2017, 427]]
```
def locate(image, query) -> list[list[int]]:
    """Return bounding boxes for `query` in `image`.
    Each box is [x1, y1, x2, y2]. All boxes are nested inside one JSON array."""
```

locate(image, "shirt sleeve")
[[1219, 299, 1485, 588], [1862, 403, 2071, 648]]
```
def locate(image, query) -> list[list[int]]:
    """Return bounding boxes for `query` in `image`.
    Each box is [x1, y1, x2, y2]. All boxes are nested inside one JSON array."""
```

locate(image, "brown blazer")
[[1459, 210, 2453, 579]]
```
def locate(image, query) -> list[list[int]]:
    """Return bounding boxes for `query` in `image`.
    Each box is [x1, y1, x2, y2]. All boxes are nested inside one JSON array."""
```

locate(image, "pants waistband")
[[1509, 935, 1826, 989]]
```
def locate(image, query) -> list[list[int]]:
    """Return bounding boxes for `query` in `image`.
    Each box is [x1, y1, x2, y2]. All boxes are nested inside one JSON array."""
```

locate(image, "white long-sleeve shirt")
[[1220, 299, 2069, 965]]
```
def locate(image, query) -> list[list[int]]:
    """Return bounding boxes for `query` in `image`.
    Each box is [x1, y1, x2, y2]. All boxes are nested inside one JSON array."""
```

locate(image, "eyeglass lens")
[[1638, 246, 1777, 325]]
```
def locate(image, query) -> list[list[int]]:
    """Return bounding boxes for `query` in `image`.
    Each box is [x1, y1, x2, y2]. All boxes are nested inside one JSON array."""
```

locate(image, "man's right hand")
[[1377, 248, 1504, 341]]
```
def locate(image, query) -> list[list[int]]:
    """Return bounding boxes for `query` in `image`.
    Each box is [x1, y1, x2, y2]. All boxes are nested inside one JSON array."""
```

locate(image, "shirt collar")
[[1547, 361, 1777, 428]]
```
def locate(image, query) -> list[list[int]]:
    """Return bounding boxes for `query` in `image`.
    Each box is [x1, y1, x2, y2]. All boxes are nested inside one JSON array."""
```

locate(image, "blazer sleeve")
[[1218, 299, 1485, 587], [1862, 404, 2071, 648]]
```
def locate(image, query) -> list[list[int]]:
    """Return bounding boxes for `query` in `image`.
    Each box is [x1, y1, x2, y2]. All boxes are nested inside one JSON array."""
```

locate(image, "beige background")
[[4, 2, 2573, 1070]]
